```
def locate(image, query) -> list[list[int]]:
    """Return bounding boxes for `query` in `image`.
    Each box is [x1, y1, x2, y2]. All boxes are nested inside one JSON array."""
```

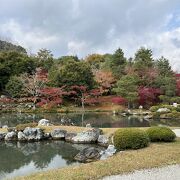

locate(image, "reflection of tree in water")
[[0, 142, 29, 173], [0, 140, 84, 175], [1, 112, 157, 128]]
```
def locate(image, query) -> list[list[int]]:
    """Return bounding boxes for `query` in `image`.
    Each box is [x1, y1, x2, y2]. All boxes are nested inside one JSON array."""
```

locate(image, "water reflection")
[[0, 112, 151, 128], [0, 141, 99, 179]]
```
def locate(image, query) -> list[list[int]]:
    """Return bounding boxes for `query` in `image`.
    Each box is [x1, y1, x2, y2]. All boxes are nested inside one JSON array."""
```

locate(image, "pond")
[[0, 141, 103, 180], [0, 112, 149, 127], [0, 112, 180, 128]]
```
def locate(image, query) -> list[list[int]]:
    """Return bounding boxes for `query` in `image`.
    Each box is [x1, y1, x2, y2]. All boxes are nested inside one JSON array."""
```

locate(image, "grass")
[[13, 138, 180, 180]]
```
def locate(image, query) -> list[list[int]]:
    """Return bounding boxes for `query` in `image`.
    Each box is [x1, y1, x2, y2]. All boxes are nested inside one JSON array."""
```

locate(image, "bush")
[[114, 128, 149, 151], [16, 122, 38, 131], [5, 76, 24, 98], [146, 127, 176, 142]]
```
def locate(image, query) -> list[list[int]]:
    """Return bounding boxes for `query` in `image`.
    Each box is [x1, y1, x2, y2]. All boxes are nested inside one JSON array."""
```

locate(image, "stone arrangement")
[[0, 119, 116, 162]]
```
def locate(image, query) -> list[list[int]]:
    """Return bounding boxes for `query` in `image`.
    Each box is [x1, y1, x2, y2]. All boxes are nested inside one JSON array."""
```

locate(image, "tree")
[[176, 74, 180, 96], [113, 75, 140, 108], [49, 60, 94, 88], [37, 87, 64, 108], [85, 54, 105, 69], [5, 76, 24, 98], [69, 85, 101, 110], [0, 51, 36, 90], [36, 49, 54, 70], [138, 87, 161, 107], [103, 48, 126, 78], [19, 69, 48, 108], [93, 69, 116, 94], [155, 76, 176, 97], [134, 47, 154, 69], [156, 57, 173, 76]]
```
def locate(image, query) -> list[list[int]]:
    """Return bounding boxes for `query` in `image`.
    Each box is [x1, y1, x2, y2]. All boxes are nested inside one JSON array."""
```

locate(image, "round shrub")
[[146, 127, 176, 142], [113, 128, 149, 151]]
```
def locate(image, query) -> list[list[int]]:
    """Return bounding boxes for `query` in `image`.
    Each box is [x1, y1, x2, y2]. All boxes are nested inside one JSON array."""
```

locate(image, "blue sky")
[[0, 0, 180, 71]]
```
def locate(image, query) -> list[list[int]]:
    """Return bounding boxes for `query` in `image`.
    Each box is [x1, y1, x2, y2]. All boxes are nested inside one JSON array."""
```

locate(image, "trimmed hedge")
[[146, 127, 176, 142], [16, 123, 38, 131], [114, 128, 149, 151]]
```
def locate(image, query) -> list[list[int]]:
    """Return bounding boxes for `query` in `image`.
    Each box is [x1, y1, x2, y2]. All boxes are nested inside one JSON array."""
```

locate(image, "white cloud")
[[0, 0, 180, 71]]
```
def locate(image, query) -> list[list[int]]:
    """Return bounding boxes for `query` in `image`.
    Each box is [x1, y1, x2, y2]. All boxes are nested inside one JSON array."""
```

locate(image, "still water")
[[0, 112, 179, 128], [0, 141, 103, 179]]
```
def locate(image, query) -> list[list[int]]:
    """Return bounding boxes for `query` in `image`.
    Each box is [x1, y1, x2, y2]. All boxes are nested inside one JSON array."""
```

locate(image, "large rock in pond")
[[98, 135, 109, 147], [18, 131, 27, 141], [65, 132, 77, 142], [23, 127, 44, 141], [51, 129, 67, 140], [38, 119, 52, 126], [74, 147, 101, 162], [72, 128, 102, 144], [5, 131, 17, 141]]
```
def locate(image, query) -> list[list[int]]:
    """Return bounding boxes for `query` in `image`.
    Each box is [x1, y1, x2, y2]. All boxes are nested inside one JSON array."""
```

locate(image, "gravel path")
[[103, 164, 180, 180]]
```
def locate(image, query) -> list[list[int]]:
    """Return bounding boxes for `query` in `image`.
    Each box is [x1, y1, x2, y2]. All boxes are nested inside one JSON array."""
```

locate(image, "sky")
[[0, 0, 180, 72]]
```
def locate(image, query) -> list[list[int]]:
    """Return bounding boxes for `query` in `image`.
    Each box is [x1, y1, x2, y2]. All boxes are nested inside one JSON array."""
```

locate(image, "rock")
[[173, 103, 178, 108], [157, 108, 171, 113], [44, 132, 51, 139], [2, 125, 8, 129], [5, 131, 17, 141], [51, 129, 67, 140], [74, 147, 101, 162], [144, 115, 153, 120], [100, 145, 116, 160], [23, 127, 44, 141], [65, 132, 77, 142], [86, 124, 91, 128], [0, 132, 6, 141], [98, 135, 109, 146], [38, 119, 52, 126], [18, 131, 27, 141], [72, 128, 101, 144]]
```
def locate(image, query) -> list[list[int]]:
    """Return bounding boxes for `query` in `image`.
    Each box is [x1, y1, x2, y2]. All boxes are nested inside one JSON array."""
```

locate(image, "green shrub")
[[113, 128, 149, 151], [16, 122, 38, 131], [146, 127, 176, 142]]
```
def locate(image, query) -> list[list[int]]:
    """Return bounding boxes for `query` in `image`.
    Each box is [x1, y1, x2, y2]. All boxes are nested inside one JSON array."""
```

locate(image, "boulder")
[[157, 108, 171, 113], [5, 131, 17, 141], [65, 132, 77, 142], [18, 131, 27, 141], [38, 119, 52, 126], [51, 129, 67, 140], [2, 125, 8, 129], [23, 127, 44, 141], [72, 128, 101, 144], [74, 147, 101, 162], [98, 135, 109, 146], [100, 145, 116, 160]]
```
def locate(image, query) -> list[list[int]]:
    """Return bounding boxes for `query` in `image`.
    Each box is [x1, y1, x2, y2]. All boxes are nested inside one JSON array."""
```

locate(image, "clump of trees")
[[1, 40, 180, 109]]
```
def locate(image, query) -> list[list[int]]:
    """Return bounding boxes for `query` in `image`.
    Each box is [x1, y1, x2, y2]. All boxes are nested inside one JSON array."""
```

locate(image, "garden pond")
[[0, 112, 180, 179]]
